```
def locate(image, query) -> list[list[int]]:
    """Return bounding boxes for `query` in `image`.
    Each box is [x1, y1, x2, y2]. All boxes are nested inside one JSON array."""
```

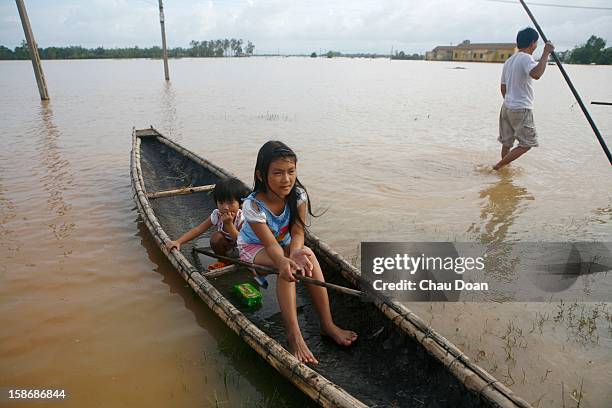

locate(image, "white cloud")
[[0, 0, 610, 53]]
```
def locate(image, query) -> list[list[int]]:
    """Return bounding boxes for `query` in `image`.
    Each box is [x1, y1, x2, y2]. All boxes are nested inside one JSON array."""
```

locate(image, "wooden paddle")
[[193, 247, 365, 298]]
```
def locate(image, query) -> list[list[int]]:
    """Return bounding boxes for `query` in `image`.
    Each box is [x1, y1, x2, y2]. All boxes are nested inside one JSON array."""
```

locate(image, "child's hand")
[[277, 257, 299, 282], [219, 210, 234, 224], [290, 247, 314, 277], [166, 240, 180, 251]]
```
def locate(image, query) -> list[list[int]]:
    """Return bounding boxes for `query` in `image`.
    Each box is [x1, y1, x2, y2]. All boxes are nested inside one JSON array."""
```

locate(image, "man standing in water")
[[493, 27, 554, 170]]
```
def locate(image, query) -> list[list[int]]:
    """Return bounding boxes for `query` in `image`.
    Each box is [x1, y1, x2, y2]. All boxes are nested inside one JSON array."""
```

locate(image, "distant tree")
[[189, 40, 199, 57], [0, 45, 14, 59], [215, 39, 224, 57], [148, 46, 162, 58], [555, 49, 570, 62], [325, 51, 342, 58], [391, 50, 424, 60], [94, 46, 105, 57], [40, 46, 55, 59], [310, 52, 317, 58], [202, 40, 211, 57], [246, 41, 255, 55], [235, 39, 243, 55], [216, 40, 222, 56], [13, 40, 29, 59], [600, 47, 612, 65], [0, 38, 256, 60], [568, 35, 610, 65]]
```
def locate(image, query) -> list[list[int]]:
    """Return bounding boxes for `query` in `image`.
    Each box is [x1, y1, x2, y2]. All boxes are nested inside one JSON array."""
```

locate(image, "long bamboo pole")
[[193, 247, 365, 297], [147, 184, 215, 199], [15, 0, 49, 100], [518, 0, 611, 165], [158, 0, 170, 81]]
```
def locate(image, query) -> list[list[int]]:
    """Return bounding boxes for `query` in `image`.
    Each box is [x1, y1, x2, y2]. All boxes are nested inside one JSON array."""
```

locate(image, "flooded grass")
[[550, 301, 608, 345], [410, 300, 611, 407], [256, 111, 294, 122]]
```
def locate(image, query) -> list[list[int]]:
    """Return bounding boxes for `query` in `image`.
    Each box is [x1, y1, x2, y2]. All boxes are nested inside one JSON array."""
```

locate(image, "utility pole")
[[15, 0, 49, 100], [158, 0, 169, 81]]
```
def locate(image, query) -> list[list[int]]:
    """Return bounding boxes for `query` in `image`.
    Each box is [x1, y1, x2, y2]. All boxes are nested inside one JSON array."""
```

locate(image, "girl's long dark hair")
[[253, 141, 317, 231]]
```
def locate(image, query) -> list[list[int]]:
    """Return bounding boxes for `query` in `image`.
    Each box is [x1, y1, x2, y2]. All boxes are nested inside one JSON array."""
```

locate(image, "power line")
[[133, 0, 158, 7], [487, 0, 612, 11]]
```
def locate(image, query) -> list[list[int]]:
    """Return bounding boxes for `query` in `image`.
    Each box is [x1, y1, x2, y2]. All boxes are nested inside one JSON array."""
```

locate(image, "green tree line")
[[557, 35, 611, 65], [0, 38, 255, 60], [312, 50, 404, 59], [391, 51, 425, 60]]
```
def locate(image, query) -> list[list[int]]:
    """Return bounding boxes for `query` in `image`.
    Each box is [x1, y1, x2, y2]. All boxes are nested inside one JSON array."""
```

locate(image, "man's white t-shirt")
[[501, 52, 538, 110]]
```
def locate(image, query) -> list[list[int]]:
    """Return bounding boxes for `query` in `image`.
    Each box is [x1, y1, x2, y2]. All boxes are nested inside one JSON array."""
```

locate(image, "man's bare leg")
[[493, 146, 530, 170]]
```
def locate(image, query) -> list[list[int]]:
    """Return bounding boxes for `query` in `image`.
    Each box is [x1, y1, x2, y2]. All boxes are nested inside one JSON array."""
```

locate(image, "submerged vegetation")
[[416, 300, 610, 406], [311, 50, 397, 59], [0, 38, 255, 60]]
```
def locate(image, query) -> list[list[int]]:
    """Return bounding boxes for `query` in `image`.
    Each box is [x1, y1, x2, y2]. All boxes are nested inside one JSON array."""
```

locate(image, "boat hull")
[[130, 127, 531, 408]]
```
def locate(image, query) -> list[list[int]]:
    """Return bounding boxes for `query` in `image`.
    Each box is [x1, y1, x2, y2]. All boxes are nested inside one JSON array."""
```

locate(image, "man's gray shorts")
[[498, 105, 539, 148]]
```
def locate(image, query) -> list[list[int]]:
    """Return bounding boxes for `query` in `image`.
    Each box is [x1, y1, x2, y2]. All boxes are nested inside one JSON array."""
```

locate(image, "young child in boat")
[[166, 177, 250, 260], [237, 141, 357, 364]]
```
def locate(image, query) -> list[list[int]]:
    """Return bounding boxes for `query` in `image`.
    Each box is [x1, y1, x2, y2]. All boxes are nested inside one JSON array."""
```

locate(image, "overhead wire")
[[487, 0, 612, 11]]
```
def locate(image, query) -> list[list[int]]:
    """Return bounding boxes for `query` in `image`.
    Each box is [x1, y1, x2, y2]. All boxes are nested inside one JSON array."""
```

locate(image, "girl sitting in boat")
[[238, 141, 357, 364], [166, 177, 250, 261]]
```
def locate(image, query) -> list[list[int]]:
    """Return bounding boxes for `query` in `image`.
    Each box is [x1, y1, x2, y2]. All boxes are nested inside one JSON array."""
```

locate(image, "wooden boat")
[[131, 127, 532, 408]]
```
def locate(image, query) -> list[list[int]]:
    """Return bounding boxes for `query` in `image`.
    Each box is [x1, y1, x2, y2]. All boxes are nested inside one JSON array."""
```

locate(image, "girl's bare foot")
[[287, 332, 318, 365], [321, 323, 358, 346]]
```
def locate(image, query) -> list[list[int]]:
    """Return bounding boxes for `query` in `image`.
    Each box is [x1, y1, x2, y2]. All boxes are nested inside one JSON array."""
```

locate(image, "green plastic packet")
[[233, 282, 262, 307]]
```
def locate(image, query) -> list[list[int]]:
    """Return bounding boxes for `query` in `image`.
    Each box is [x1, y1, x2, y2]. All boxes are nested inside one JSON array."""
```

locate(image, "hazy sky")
[[1, 0, 611, 54]]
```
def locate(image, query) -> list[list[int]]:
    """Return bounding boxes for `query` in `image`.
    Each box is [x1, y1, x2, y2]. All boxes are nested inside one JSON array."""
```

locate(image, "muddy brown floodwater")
[[1, 58, 610, 407]]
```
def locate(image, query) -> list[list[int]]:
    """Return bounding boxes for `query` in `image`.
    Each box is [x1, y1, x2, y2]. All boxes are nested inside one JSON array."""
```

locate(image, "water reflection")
[[37, 102, 75, 247], [470, 172, 534, 282], [160, 82, 179, 140], [476, 171, 534, 244], [0, 174, 18, 278]]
